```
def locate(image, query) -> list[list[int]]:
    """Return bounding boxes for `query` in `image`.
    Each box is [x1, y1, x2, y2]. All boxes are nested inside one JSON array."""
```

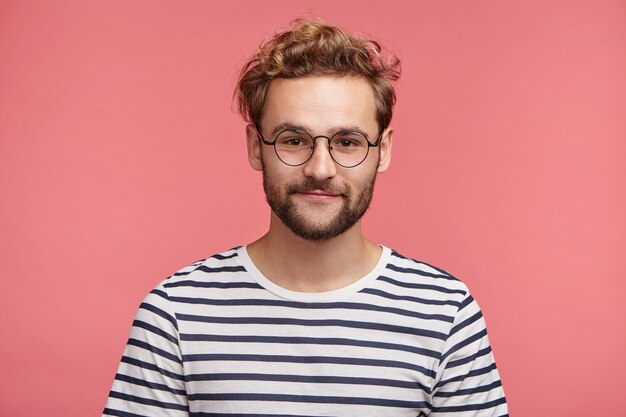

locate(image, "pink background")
[[1, 1, 624, 415]]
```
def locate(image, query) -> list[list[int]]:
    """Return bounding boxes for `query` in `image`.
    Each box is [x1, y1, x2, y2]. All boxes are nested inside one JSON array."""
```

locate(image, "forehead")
[[261, 75, 378, 136]]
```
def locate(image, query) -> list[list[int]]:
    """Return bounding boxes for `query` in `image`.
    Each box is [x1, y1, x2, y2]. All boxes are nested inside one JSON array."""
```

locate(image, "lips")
[[295, 190, 342, 201], [287, 180, 345, 198], [299, 190, 340, 197]]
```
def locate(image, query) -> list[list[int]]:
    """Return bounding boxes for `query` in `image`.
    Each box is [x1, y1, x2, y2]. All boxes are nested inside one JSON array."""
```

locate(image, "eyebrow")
[[269, 122, 373, 139]]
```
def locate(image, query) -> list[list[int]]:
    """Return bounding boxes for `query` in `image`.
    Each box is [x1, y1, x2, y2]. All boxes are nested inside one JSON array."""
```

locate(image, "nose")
[[302, 137, 337, 180]]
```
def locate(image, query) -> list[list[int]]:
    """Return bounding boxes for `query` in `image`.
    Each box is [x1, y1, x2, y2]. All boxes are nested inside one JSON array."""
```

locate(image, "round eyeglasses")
[[256, 127, 381, 168]]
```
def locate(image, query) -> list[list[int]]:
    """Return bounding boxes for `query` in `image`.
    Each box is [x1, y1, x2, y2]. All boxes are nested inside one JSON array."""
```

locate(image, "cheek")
[[262, 164, 294, 194], [348, 163, 378, 184]]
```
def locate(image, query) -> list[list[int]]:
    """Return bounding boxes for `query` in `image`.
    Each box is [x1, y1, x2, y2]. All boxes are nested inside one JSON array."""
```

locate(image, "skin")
[[245, 75, 393, 293]]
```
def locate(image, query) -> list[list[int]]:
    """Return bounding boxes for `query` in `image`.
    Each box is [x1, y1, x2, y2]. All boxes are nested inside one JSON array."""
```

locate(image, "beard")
[[262, 168, 377, 241]]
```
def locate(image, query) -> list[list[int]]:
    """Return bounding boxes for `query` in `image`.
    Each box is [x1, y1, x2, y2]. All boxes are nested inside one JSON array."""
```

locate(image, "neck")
[[246, 213, 382, 292]]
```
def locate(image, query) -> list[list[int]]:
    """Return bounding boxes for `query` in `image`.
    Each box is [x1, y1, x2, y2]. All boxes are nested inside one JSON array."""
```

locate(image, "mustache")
[[287, 179, 346, 195]]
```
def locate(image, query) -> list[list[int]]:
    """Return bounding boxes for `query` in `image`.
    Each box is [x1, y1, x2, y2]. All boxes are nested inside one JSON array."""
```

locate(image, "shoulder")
[[383, 249, 492, 341], [144, 246, 261, 303], [384, 248, 470, 297], [162, 246, 246, 284]]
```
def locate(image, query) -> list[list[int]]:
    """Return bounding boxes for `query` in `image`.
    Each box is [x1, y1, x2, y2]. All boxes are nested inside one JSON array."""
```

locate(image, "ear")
[[246, 123, 263, 171], [377, 127, 393, 173]]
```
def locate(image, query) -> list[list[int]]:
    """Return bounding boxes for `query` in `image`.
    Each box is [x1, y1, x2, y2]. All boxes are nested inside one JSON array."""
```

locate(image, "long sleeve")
[[430, 293, 508, 416], [103, 283, 189, 417]]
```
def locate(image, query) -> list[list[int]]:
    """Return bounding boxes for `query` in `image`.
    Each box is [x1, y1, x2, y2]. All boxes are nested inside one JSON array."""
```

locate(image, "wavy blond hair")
[[235, 18, 401, 131]]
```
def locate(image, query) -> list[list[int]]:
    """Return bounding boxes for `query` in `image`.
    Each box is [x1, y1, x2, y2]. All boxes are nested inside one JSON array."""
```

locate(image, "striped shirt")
[[103, 245, 508, 417]]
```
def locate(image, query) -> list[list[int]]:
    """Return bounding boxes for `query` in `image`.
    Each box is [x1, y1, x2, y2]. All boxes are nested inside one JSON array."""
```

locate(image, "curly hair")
[[235, 18, 401, 131]]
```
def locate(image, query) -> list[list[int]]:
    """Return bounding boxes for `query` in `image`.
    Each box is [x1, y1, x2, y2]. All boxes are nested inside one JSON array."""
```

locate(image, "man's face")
[[248, 75, 391, 241]]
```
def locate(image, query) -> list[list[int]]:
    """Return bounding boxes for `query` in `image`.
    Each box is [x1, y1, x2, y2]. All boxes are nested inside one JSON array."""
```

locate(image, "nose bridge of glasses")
[[303, 135, 337, 178], [307, 135, 333, 164], [312, 134, 332, 145], [310, 134, 333, 153]]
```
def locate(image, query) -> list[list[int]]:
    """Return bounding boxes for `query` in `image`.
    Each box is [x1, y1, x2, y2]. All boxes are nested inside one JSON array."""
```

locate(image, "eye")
[[338, 139, 358, 147], [284, 137, 306, 146], [331, 133, 367, 149], [276, 130, 313, 148]]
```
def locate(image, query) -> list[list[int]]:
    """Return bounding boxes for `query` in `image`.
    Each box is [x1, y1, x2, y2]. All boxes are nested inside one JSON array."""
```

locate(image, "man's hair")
[[235, 18, 401, 132]]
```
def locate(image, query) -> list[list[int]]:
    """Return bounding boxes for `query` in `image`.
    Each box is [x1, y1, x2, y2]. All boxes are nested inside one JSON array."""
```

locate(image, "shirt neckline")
[[237, 244, 391, 302]]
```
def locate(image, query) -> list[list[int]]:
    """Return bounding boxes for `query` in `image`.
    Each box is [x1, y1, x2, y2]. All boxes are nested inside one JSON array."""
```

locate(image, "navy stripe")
[[179, 333, 441, 359], [441, 329, 487, 362], [173, 265, 245, 277], [458, 294, 474, 311], [164, 280, 262, 289], [114, 373, 186, 395], [187, 392, 429, 409], [139, 302, 178, 331], [191, 414, 327, 417], [127, 338, 181, 364], [191, 414, 325, 417], [120, 356, 185, 380], [103, 408, 148, 417], [213, 252, 239, 260], [175, 314, 448, 341], [386, 263, 455, 280], [132, 319, 178, 344], [168, 259, 205, 276], [360, 288, 461, 307], [437, 363, 497, 387], [434, 380, 502, 398], [185, 372, 430, 392], [390, 250, 455, 277], [168, 296, 454, 323], [182, 353, 436, 378], [150, 288, 169, 300], [431, 396, 506, 412], [449, 311, 483, 337], [109, 391, 188, 411], [197, 265, 247, 273], [191, 414, 326, 417], [377, 275, 466, 295], [171, 267, 203, 278], [446, 346, 492, 368]]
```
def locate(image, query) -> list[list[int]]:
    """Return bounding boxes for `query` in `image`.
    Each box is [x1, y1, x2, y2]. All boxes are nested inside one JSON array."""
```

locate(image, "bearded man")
[[104, 18, 508, 417]]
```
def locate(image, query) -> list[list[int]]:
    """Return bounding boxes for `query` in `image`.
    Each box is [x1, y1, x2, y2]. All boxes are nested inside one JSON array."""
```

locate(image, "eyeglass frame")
[[254, 125, 383, 168]]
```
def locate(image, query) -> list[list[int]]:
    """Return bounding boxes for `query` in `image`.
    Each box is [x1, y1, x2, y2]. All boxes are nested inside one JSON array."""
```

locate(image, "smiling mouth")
[[287, 180, 346, 199], [300, 190, 339, 196], [297, 190, 341, 199]]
